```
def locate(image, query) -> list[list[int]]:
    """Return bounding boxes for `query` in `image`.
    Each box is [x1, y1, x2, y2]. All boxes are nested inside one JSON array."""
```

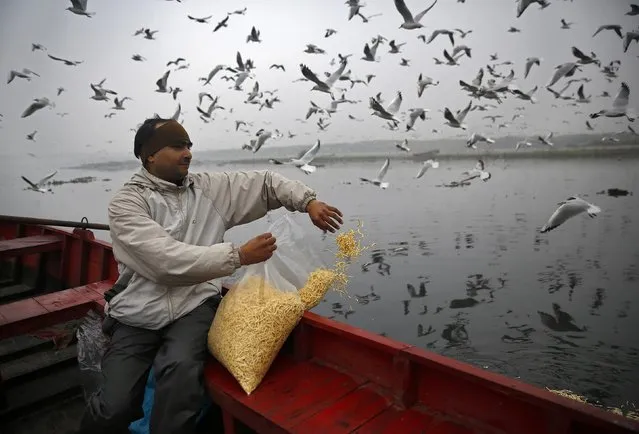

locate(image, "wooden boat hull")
[[0, 217, 637, 433]]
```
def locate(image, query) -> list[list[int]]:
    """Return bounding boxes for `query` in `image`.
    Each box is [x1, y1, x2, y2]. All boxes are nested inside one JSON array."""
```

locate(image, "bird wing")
[[413, 0, 438, 23], [299, 140, 320, 164], [612, 82, 629, 109], [540, 201, 588, 233], [571, 46, 588, 61], [376, 158, 390, 181], [393, 0, 415, 22], [415, 164, 428, 179], [37, 170, 58, 185], [443, 107, 457, 124], [369, 97, 387, 114], [21, 101, 43, 118], [70, 0, 83, 10], [326, 59, 348, 87], [21, 176, 39, 189], [386, 92, 402, 114], [47, 54, 68, 63], [456, 100, 472, 122], [300, 64, 326, 88]]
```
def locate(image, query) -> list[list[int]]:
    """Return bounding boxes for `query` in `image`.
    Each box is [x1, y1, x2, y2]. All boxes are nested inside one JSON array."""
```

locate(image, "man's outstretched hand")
[[306, 200, 343, 233]]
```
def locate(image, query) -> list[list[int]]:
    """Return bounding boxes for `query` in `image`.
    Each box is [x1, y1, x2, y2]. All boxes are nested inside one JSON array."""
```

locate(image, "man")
[[78, 118, 343, 434]]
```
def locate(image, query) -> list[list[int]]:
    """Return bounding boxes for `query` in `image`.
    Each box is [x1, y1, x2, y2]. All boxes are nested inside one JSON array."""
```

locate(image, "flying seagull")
[[393, 0, 438, 29], [21, 170, 58, 193], [21, 97, 54, 118], [415, 159, 439, 178], [540, 196, 601, 233], [66, 0, 94, 17], [360, 158, 391, 189]]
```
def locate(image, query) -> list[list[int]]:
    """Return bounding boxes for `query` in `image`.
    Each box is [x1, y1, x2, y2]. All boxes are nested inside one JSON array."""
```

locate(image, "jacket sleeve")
[[108, 188, 242, 286], [206, 170, 317, 228]]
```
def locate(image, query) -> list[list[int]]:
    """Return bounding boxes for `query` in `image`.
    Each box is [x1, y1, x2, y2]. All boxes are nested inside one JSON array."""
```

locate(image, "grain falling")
[[299, 268, 338, 309], [207, 276, 305, 395]]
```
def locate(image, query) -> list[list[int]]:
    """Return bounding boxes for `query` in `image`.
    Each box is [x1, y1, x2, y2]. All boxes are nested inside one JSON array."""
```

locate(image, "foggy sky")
[[0, 0, 637, 160]]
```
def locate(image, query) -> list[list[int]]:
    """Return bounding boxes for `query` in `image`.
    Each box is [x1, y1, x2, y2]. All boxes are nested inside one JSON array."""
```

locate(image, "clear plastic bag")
[[207, 213, 325, 394], [76, 309, 109, 400]]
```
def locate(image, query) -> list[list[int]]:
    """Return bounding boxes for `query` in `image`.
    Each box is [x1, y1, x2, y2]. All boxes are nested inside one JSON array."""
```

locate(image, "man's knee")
[[83, 386, 144, 428]]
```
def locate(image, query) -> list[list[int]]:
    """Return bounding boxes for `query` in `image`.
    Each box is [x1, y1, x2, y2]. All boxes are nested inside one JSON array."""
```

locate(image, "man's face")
[[147, 142, 192, 184]]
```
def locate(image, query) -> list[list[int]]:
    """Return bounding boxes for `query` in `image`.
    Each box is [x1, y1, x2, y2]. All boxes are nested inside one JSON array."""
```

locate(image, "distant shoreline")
[[66, 144, 639, 172]]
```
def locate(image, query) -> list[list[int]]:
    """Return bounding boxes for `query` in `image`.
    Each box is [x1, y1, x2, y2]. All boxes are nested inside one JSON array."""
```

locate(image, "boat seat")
[[204, 354, 472, 434], [0, 235, 63, 258], [0, 280, 113, 340]]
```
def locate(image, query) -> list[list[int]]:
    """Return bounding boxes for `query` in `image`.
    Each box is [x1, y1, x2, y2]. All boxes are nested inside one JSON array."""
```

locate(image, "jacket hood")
[[126, 167, 194, 192]]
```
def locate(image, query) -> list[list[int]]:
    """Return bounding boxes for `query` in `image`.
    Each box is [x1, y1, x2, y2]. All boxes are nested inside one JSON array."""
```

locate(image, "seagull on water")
[[393, 0, 438, 30], [21, 171, 58, 193], [360, 158, 391, 189], [461, 159, 491, 182], [540, 196, 601, 233], [415, 159, 439, 178]]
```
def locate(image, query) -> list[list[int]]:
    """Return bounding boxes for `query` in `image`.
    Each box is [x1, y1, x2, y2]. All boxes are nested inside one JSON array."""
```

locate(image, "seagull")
[[592, 24, 623, 39], [516, 0, 550, 18], [47, 54, 83, 66], [270, 64, 285, 71], [289, 139, 321, 174], [66, 0, 94, 17], [511, 85, 538, 103], [214, 16, 229, 32], [547, 62, 580, 88], [560, 19, 573, 30], [585, 120, 594, 130], [26, 130, 37, 141], [362, 41, 380, 62], [466, 132, 495, 149], [444, 100, 472, 129], [575, 84, 591, 103], [590, 82, 633, 121], [166, 57, 186, 67], [417, 73, 439, 97], [623, 31, 639, 53], [415, 159, 439, 178], [393, 0, 438, 29], [246, 26, 261, 43], [31, 43, 46, 51], [524, 57, 541, 78], [155, 70, 171, 93], [625, 4, 639, 15], [426, 29, 455, 45], [370, 92, 403, 123], [300, 60, 347, 95], [571, 46, 600, 67], [325, 28, 337, 38], [21, 97, 54, 118], [360, 158, 390, 189], [90, 84, 110, 101], [395, 138, 411, 152], [7, 70, 34, 84], [406, 108, 429, 131], [21, 171, 58, 193], [187, 14, 212, 23], [515, 140, 532, 150], [144, 29, 159, 40], [247, 130, 272, 153], [540, 196, 601, 233], [461, 159, 491, 182], [388, 40, 406, 53], [132, 54, 146, 62], [538, 132, 554, 147], [112, 96, 132, 110]]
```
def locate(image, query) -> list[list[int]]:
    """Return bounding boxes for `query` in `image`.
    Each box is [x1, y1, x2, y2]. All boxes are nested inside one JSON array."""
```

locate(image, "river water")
[[3, 153, 638, 409]]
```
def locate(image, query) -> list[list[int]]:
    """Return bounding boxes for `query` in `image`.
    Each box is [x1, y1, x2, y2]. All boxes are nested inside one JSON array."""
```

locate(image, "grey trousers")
[[77, 295, 221, 434]]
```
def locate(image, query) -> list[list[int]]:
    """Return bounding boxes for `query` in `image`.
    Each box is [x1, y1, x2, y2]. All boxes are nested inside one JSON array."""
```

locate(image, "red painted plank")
[[403, 346, 639, 434], [34, 287, 92, 312], [0, 235, 62, 258], [307, 325, 404, 391], [264, 363, 367, 428], [426, 419, 476, 434], [0, 298, 48, 323], [288, 385, 390, 434], [353, 407, 438, 434], [80, 280, 114, 299]]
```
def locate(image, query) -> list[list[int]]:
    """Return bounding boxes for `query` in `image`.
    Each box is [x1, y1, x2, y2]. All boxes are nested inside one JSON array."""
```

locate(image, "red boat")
[[0, 214, 637, 434]]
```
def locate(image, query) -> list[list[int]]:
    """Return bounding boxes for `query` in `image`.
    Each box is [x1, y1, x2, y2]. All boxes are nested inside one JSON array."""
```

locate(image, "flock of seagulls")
[[4, 0, 639, 234]]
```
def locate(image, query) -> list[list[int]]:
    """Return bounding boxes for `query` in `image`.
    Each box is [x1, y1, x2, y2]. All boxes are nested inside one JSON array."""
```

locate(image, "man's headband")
[[139, 120, 192, 163]]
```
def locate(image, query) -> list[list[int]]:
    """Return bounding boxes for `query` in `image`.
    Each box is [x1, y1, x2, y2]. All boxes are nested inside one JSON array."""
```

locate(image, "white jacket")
[[106, 167, 317, 329]]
